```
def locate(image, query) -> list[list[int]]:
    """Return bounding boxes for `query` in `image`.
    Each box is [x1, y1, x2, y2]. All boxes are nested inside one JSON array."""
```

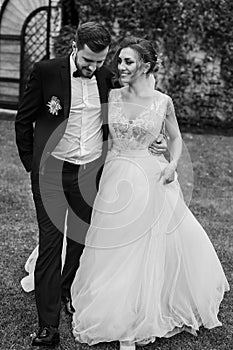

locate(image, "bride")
[[70, 37, 229, 349]]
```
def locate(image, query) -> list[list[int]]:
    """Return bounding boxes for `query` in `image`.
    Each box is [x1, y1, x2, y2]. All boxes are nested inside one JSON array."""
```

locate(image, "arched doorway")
[[0, 0, 61, 109], [20, 6, 51, 97]]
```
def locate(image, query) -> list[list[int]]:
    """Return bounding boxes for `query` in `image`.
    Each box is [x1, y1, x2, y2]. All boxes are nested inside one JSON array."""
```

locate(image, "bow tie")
[[73, 68, 82, 78], [73, 68, 97, 79]]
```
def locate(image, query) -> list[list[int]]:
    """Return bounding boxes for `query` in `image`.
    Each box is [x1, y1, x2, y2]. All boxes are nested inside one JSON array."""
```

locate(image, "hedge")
[[55, 0, 233, 129]]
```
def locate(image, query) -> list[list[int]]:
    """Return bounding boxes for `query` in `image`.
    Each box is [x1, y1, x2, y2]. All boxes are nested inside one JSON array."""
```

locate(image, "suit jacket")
[[15, 56, 116, 173]]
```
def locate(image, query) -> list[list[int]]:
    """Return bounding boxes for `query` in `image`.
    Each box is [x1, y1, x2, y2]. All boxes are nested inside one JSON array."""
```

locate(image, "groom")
[[15, 22, 114, 346], [15, 22, 167, 347]]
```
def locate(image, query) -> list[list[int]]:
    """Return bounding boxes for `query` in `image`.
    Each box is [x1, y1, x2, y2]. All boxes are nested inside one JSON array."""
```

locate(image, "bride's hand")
[[158, 160, 177, 184]]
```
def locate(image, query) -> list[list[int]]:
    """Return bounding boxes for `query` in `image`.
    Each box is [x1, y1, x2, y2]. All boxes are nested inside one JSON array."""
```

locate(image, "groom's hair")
[[75, 22, 111, 53]]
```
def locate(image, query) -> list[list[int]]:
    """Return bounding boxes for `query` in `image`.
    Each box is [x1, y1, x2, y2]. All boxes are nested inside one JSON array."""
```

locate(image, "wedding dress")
[[71, 89, 229, 345]]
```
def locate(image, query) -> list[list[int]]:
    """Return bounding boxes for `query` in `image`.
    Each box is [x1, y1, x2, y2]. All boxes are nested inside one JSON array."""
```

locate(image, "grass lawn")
[[0, 120, 232, 350]]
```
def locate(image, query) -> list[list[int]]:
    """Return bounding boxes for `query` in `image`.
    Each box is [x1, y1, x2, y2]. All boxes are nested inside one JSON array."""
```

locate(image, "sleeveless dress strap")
[[109, 88, 121, 103]]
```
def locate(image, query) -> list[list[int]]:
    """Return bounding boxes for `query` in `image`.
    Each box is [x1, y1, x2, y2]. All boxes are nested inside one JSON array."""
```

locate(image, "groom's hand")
[[148, 134, 168, 155]]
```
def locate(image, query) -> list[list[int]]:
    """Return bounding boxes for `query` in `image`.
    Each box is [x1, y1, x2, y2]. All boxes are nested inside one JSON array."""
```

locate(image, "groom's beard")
[[81, 67, 97, 78], [73, 54, 98, 79]]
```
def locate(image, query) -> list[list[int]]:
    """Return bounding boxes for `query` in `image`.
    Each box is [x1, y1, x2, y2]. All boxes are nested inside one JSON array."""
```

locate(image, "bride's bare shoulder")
[[154, 89, 169, 98], [154, 90, 173, 103]]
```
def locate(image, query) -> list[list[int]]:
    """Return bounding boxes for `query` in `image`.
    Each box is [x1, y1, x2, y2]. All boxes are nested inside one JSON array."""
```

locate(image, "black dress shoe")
[[31, 326, 60, 347], [62, 296, 75, 315]]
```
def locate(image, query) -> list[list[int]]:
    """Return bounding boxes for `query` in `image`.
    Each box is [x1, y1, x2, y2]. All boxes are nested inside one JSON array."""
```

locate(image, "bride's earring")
[[143, 62, 150, 75]]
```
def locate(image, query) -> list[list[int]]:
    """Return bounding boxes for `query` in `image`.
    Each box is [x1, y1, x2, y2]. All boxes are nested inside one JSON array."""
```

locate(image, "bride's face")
[[118, 47, 144, 84]]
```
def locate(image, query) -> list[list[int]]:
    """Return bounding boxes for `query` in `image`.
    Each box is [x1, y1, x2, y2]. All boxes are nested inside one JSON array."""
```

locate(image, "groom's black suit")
[[15, 56, 115, 328], [15, 56, 112, 173]]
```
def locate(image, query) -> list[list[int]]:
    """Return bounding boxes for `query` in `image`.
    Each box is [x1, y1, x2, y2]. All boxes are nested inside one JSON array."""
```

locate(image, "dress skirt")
[[71, 149, 229, 345]]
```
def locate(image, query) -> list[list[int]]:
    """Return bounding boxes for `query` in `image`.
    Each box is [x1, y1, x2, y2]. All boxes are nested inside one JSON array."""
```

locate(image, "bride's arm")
[[165, 97, 182, 167], [159, 97, 182, 184]]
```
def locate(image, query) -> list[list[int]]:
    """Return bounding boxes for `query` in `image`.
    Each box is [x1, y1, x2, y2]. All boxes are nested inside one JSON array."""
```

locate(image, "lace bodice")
[[108, 88, 175, 151]]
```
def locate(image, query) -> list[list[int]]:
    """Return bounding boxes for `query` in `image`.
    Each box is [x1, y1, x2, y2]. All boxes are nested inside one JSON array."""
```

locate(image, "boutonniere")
[[47, 96, 62, 115]]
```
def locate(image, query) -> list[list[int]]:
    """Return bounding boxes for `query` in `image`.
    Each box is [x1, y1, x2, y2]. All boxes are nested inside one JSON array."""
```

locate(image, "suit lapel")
[[95, 68, 109, 103], [95, 68, 110, 141], [60, 56, 71, 119]]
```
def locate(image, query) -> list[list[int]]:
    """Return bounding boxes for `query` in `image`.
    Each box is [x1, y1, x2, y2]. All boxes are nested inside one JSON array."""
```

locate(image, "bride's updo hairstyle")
[[112, 36, 159, 81]]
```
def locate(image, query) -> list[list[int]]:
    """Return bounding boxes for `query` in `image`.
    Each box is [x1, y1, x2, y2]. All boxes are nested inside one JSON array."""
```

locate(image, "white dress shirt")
[[52, 54, 103, 164]]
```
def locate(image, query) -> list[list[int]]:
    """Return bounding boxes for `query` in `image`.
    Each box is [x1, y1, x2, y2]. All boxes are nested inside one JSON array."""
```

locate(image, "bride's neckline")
[[119, 87, 157, 122]]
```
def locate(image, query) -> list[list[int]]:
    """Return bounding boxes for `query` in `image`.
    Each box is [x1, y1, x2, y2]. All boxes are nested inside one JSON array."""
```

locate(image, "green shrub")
[[54, 0, 233, 128]]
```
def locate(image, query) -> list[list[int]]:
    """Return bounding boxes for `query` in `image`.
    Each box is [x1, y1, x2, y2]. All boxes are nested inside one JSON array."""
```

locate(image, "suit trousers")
[[30, 155, 103, 327]]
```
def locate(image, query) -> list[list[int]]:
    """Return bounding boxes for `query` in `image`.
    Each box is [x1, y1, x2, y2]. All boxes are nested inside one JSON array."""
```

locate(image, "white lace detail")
[[108, 88, 170, 151]]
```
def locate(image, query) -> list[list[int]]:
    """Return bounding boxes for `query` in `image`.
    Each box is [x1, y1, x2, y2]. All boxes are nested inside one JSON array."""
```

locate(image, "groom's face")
[[74, 43, 109, 78]]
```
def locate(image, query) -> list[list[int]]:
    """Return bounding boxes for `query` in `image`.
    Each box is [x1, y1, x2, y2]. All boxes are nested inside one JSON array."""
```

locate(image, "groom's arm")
[[15, 63, 43, 172], [148, 134, 168, 155]]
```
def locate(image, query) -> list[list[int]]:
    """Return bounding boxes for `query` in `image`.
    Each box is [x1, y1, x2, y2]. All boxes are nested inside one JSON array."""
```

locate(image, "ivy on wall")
[[61, 0, 79, 26], [55, 0, 233, 128]]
